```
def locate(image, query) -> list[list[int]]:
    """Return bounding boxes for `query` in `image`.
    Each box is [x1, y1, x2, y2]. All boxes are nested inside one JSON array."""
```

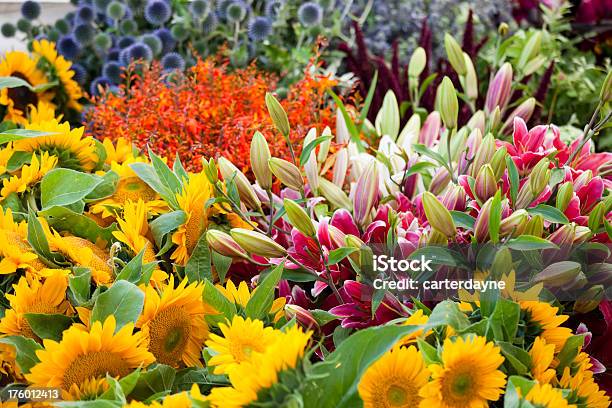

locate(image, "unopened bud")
[[474, 197, 493, 243], [265, 92, 290, 138], [283, 199, 316, 237], [491, 247, 513, 279], [600, 70, 612, 102], [490, 147, 507, 179], [268, 158, 303, 191], [422, 191, 456, 238], [202, 158, 218, 184], [345, 234, 368, 267], [430, 167, 451, 196], [437, 77, 459, 129], [502, 98, 536, 133], [332, 148, 348, 187], [589, 264, 612, 287], [353, 163, 379, 227], [470, 133, 495, 177], [285, 304, 319, 331], [463, 52, 478, 100], [317, 126, 332, 163], [529, 158, 551, 198], [588, 201, 605, 233], [206, 230, 249, 259], [250, 132, 272, 190], [499, 209, 528, 238], [533, 261, 582, 287], [556, 182, 574, 212], [490, 106, 502, 131], [319, 178, 352, 210], [524, 214, 544, 237], [218, 157, 261, 210], [230, 228, 287, 258], [498, 22, 509, 36], [427, 229, 448, 245], [467, 110, 485, 134], [408, 47, 427, 78], [418, 112, 441, 147], [444, 34, 467, 76], [574, 285, 604, 314], [475, 165, 497, 202], [303, 128, 320, 194], [485, 63, 513, 114]]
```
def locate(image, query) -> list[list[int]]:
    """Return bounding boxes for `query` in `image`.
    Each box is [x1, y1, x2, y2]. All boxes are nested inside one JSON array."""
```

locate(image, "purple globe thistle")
[[248, 16, 272, 41], [106, 1, 126, 20], [93, 32, 112, 50], [119, 18, 138, 35], [119, 48, 131, 65], [54, 19, 71, 35], [71, 63, 88, 85], [297, 2, 322, 26], [225, 1, 248, 23], [117, 35, 135, 49], [76, 4, 95, 22], [1, 23, 16, 38], [200, 11, 218, 34], [189, 0, 210, 17], [154, 27, 175, 53], [93, 0, 111, 13], [73, 23, 96, 45], [90, 76, 111, 96], [128, 42, 153, 61], [58, 35, 82, 59], [102, 61, 122, 83], [21, 1, 41, 20], [161, 51, 185, 71], [264, 0, 284, 18], [107, 47, 120, 61], [140, 33, 162, 55], [144, 0, 171, 25]]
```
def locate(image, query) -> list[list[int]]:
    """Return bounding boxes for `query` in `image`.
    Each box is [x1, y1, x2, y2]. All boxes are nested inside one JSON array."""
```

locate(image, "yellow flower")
[[136, 277, 214, 367], [559, 352, 610, 408], [206, 315, 279, 374], [0, 271, 72, 340], [0, 152, 57, 200], [27, 100, 59, 123], [458, 270, 543, 305], [0, 342, 23, 382], [524, 383, 575, 408], [419, 336, 506, 408], [102, 137, 137, 165], [400, 309, 431, 345], [112, 199, 167, 285], [0, 51, 54, 124], [123, 385, 206, 407], [358, 345, 430, 408], [207, 325, 311, 408], [20, 119, 98, 171], [90, 161, 167, 219], [32, 39, 83, 111], [26, 315, 155, 400], [0, 207, 47, 274], [529, 336, 556, 384], [0, 143, 15, 174], [216, 280, 286, 323], [520, 301, 572, 352]]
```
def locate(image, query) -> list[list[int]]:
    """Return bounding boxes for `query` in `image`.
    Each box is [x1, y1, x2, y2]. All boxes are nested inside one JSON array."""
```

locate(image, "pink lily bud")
[[533, 261, 582, 287], [319, 178, 352, 210], [524, 214, 544, 237], [470, 132, 495, 177], [268, 158, 304, 191], [230, 228, 287, 258], [430, 167, 451, 195], [490, 147, 507, 179], [422, 192, 456, 238], [333, 148, 348, 187], [474, 197, 493, 243], [218, 157, 261, 210], [467, 110, 486, 134], [285, 304, 320, 331], [441, 184, 466, 211], [574, 285, 604, 314], [206, 230, 249, 259], [418, 112, 441, 147], [502, 97, 536, 134], [499, 209, 528, 238], [485, 63, 513, 114], [353, 163, 379, 227], [474, 164, 497, 202]]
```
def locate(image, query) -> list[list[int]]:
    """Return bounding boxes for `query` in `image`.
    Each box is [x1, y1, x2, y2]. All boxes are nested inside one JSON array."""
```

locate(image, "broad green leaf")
[[0, 335, 42, 373], [0, 76, 36, 89], [506, 155, 519, 206], [425, 300, 470, 331], [100, 369, 141, 401], [417, 338, 440, 365], [0, 128, 57, 144], [202, 279, 236, 322], [527, 204, 569, 224], [24, 313, 73, 341], [40, 205, 116, 246], [69, 267, 92, 305], [149, 210, 186, 247], [27, 209, 66, 266], [41, 169, 103, 209], [300, 135, 332, 166], [498, 342, 530, 375], [91, 281, 144, 330], [487, 298, 520, 341], [326, 247, 357, 266], [450, 210, 475, 229], [85, 170, 119, 201], [148, 147, 182, 196], [130, 162, 179, 209], [211, 252, 232, 284], [115, 248, 157, 285], [506, 235, 558, 250], [555, 335, 584, 375], [185, 234, 213, 282], [245, 262, 284, 319], [504, 376, 536, 408], [129, 364, 175, 400], [413, 144, 448, 168], [490, 190, 502, 243], [404, 161, 437, 177], [56, 401, 121, 408], [409, 246, 469, 269]]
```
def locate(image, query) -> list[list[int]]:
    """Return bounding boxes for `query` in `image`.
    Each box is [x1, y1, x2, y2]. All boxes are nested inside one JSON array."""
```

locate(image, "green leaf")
[[506, 155, 519, 206], [91, 280, 144, 330], [417, 337, 440, 365], [506, 235, 558, 250], [86, 170, 119, 201], [310, 309, 338, 326], [490, 190, 502, 243], [504, 376, 537, 408], [41, 169, 103, 209], [115, 248, 157, 285], [405, 161, 437, 177], [27, 209, 66, 266], [69, 267, 91, 305], [40, 205, 116, 246], [0, 335, 42, 373], [450, 210, 475, 229], [24, 313, 73, 341], [130, 162, 179, 209], [425, 300, 470, 331], [326, 247, 357, 266], [185, 233, 213, 283], [300, 135, 333, 166], [527, 204, 569, 224], [555, 335, 584, 375], [409, 246, 469, 269], [413, 144, 448, 168], [173, 157, 189, 182], [0, 76, 36, 90], [328, 89, 363, 151], [202, 279, 236, 322], [498, 342, 530, 375], [148, 147, 182, 196], [303, 325, 419, 408], [211, 252, 232, 284], [487, 298, 520, 341], [245, 262, 284, 319], [56, 401, 122, 408], [0, 128, 57, 144], [129, 364, 175, 400], [149, 210, 186, 247]]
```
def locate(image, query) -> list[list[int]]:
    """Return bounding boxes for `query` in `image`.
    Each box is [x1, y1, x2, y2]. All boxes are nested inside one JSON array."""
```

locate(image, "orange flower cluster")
[[85, 59, 338, 172]]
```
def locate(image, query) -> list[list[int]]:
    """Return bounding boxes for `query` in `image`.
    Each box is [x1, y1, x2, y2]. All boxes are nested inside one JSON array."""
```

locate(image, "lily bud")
[[601, 70, 612, 102], [548, 223, 576, 247], [574, 285, 604, 314], [336, 109, 349, 144], [588, 201, 605, 232], [502, 98, 536, 133], [397, 114, 421, 150], [345, 234, 366, 265], [317, 126, 332, 163], [463, 52, 478, 100], [533, 261, 582, 287], [303, 128, 319, 194], [574, 226, 591, 244], [319, 178, 352, 210], [491, 247, 513, 279], [437, 77, 459, 129], [283, 199, 316, 237], [375, 90, 400, 139], [441, 184, 466, 211], [499, 209, 528, 238], [206, 230, 249, 259], [218, 157, 261, 210], [529, 158, 550, 198], [474, 164, 497, 202], [409, 47, 427, 79], [489, 147, 507, 179], [265, 92, 290, 138], [427, 229, 448, 245], [250, 131, 272, 190], [490, 106, 502, 131], [285, 304, 319, 331], [353, 163, 379, 227], [573, 170, 593, 191], [474, 197, 493, 243], [332, 148, 348, 187], [470, 133, 495, 177], [230, 228, 287, 258], [467, 110, 486, 134], [485, 63, 513, 113], [589, 263, 612, 287], [418, 112, 441, 147], [422, 191, 456, 238], [430, 167, 451, 196], [268, 158, 303, 191], [556, 182, 573, 212], [202, 158, 218, 184], [444, 34, 467, 76], [524, 214, 544, 237], [498, 22, 509, 36]]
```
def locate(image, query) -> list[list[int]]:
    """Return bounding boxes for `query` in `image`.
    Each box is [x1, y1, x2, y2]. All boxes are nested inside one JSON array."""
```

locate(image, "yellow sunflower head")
[[206, 315, 280, 374], [419, 335, 507, 408], [0, 151, 58, 201], [0, 143, 15, 174], [102, 137, 138, 165], [524, 383, 575, 408], [32, 39, 83, 111], [400, 309, 431, 345], [529, 336, 556, 384], [0, 207, 47, 274], [215, 280, 286, 323], [0, 270, 72, 340], [136, 277, 214, 367], [25, 315, 155, 400], [358, 345, 430, 408], [520, 301, 572, 352], [559, 351, 610, 408], [20, 119, 98, 171], [0, 51, 54, 125]]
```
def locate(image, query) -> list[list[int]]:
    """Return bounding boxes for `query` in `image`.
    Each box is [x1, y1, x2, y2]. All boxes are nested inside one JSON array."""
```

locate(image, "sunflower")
[[0, 208, 47, 274], [32, 39, 83, 111], [559, 352, 610, 408], [529, 336, 556, 384], [215, 280, 286, 322], [0, 151, 57, 201], [520, 301, 572, 352], [0, 342, 23, 382], [136, 277, 214, 367], [0, 270, 72, 340], [419, 336, 506, 408], [0, 143, 15, 174], [102, 137, 137, 165], [123, 385, 206, 407], [358, 345, 430, 408], [25, 315, 154, 400], [27, 100, 58, 123], [18, 119, 98, 171], [459, 270, 543, 307], [90, 160, 167, 219], [524, 383, 575, 408], [207, 325, 312, 408], [171, 172, 214, 266], [206, 315, 279, 374], [112, 199, 167, 285], [0, 51, 54, 125], [400, 309, 431, 345]]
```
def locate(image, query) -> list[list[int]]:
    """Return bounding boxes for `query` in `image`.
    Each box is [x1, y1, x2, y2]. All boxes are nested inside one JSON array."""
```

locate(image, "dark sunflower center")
[[62, 351, 129, 391], [148, 305, 191, 365], [6, 72, 38, 113]]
